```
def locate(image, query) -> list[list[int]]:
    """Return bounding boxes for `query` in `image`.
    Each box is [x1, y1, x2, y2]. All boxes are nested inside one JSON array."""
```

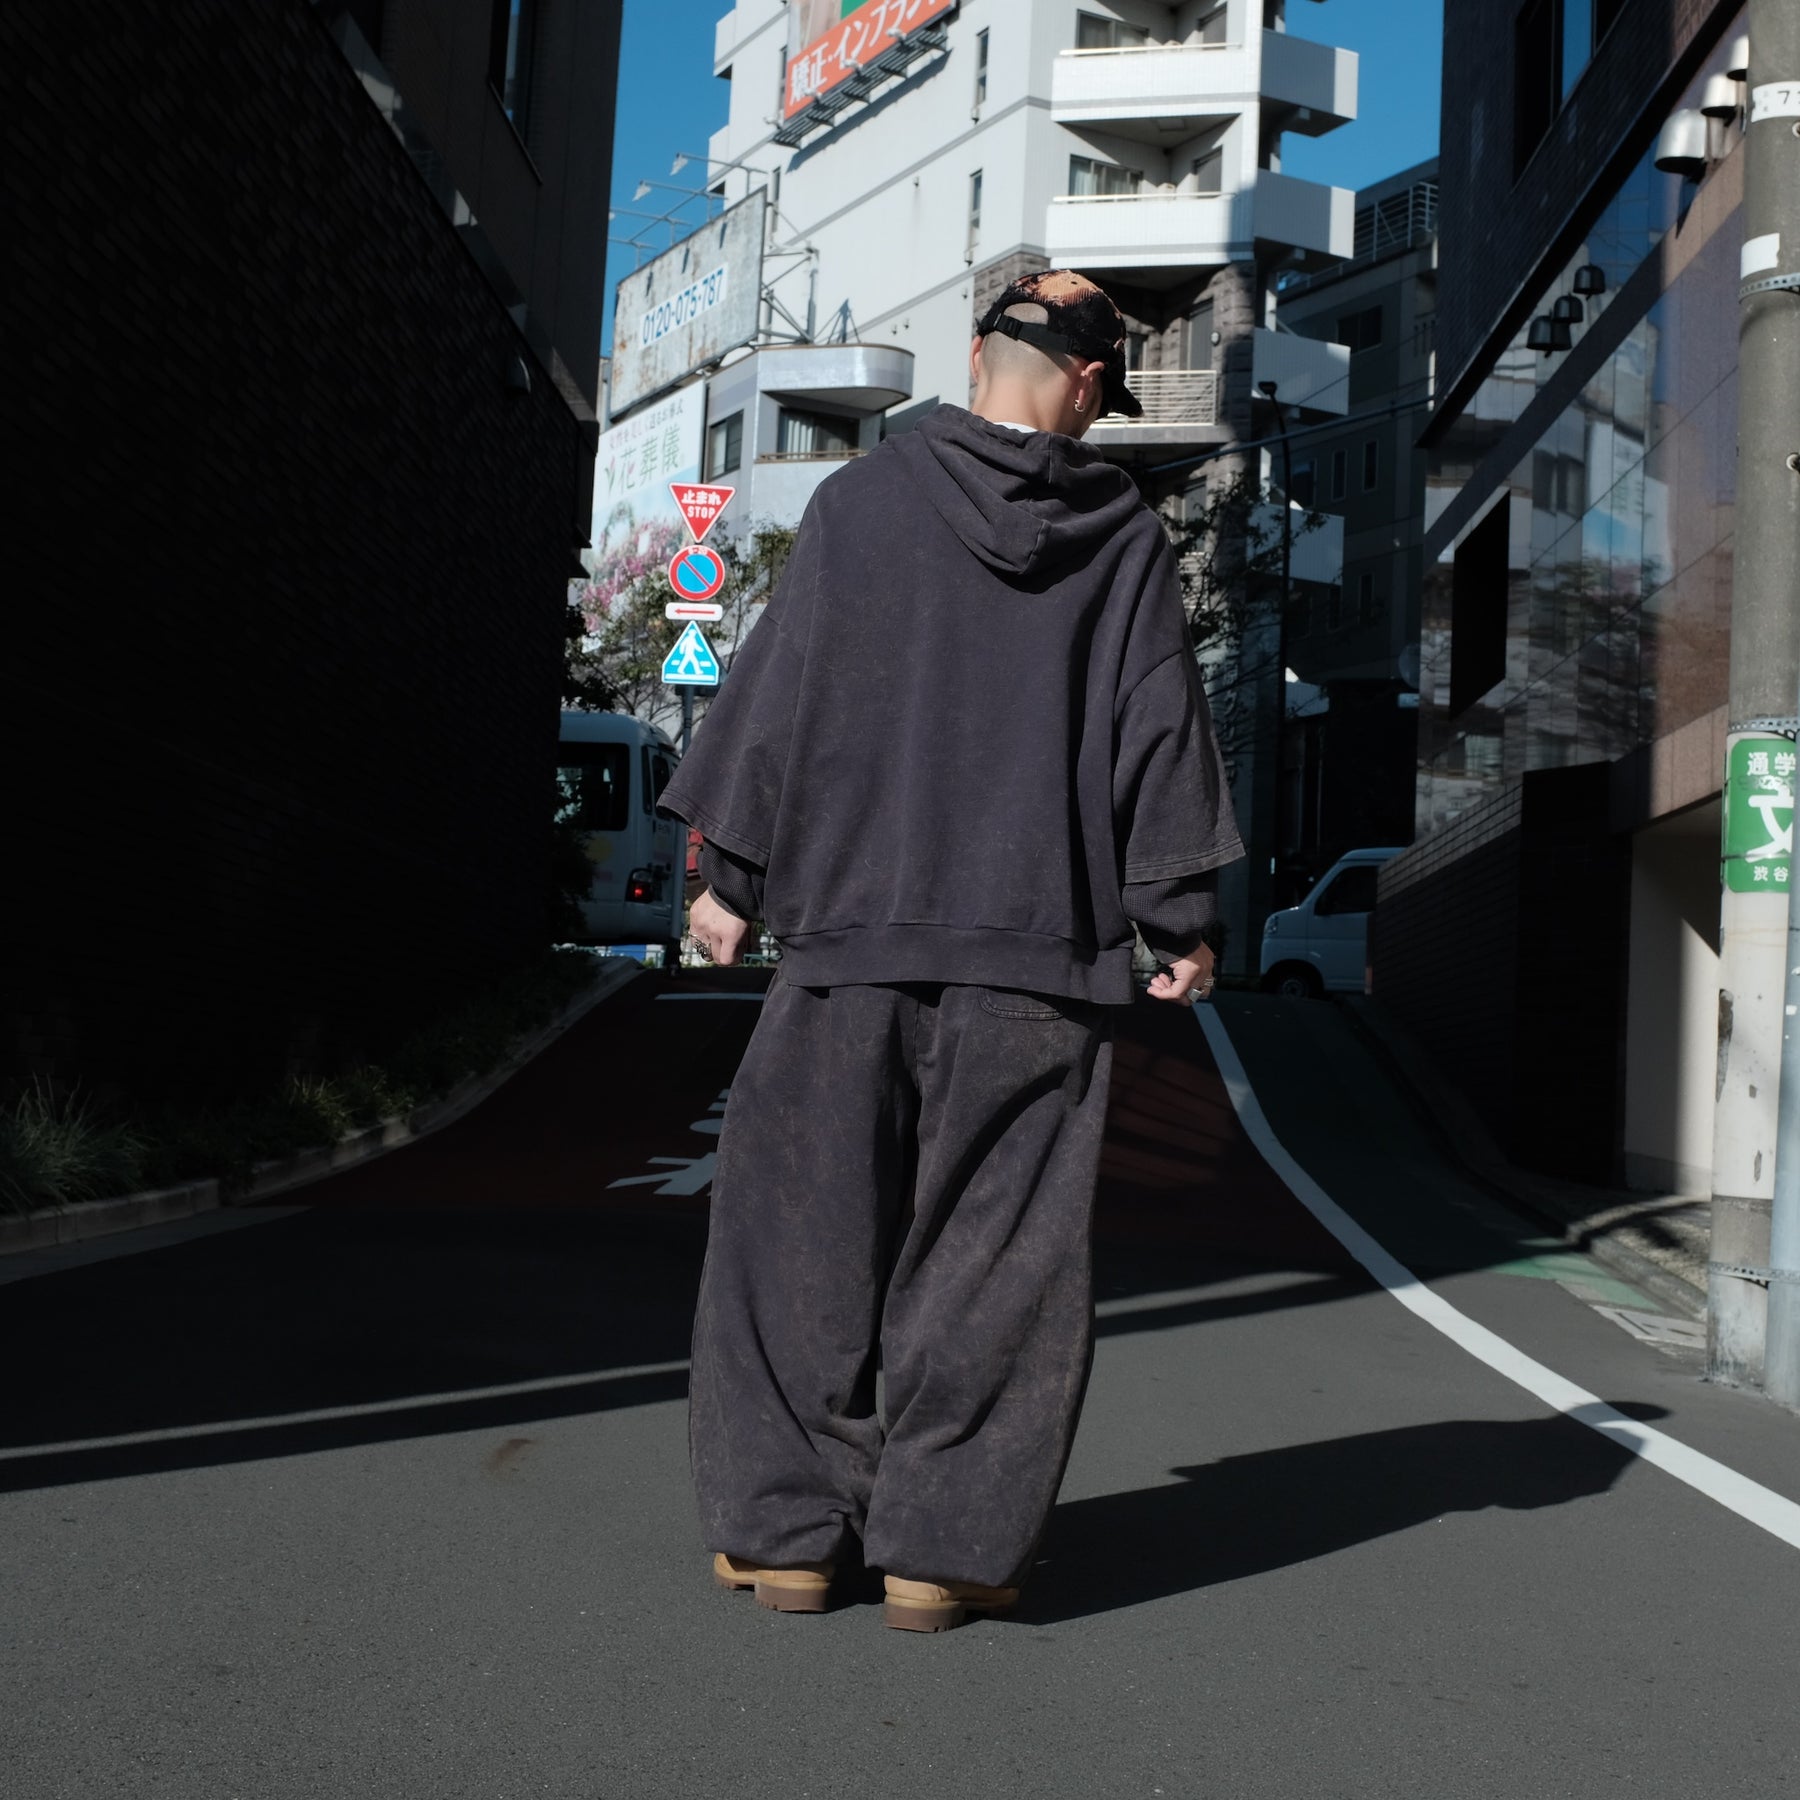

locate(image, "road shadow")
[[1020, 1410, 1661, 1624], [0, 983, 1638, 1499], [0, 1209, 707, 1493]]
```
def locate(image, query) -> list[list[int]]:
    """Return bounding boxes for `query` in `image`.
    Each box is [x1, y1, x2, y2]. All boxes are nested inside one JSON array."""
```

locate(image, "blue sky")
[[602, 0, 1445, 343]]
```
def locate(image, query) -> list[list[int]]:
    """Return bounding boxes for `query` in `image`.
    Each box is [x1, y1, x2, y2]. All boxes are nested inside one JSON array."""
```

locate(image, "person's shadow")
[[1020, 1410, 1662, 1623]]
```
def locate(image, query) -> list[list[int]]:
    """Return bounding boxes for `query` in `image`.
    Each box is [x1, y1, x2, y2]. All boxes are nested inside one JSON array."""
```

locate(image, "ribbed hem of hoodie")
[[773, 925, 1136, 1007]]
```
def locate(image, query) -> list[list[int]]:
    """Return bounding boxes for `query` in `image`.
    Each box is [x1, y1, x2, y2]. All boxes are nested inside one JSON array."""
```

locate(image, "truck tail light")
[[626, 868, 655, 904]]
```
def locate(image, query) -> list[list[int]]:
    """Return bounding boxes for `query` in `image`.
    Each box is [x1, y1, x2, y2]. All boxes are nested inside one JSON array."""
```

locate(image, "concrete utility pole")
[[1708, 0, 1800, 1391], [1771, 666, 1800, 1410], [1258, 378, 1295, 908]]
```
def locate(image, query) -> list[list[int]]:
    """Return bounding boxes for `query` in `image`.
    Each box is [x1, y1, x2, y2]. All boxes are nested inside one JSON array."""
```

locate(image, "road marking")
[[1195, 1005, 1800, 1553], [0, 1358, 693, 1462], [607, 1153, 717, 1195], [1590, 1305, 1709, 1350]]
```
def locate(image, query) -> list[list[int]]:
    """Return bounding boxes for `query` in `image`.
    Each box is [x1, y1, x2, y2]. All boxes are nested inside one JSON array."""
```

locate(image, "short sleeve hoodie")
[[659, 403, 1242, 1004]]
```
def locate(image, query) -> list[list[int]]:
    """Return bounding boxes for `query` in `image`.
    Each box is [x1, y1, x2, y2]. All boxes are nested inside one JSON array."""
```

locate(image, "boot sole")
[[714, 1569, 831, 1614], [883, 1595, 1015, 1633]]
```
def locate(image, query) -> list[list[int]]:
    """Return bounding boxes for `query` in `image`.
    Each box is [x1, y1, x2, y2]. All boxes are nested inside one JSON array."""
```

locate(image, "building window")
[[707, 412, 743, 480], [1516, 0, 1623, 172], [1362, 439, 1379, 491], [1450, 499, 1510, 715], [1325, 582, 1343, 629], [1069, 154, 1142, 197], [1125, 327, 1149, 372], [1076, 11, 1150, 50], [1185, 300, 1214, 370], [1357, 570, 1376, 621], [487, 0, 538, 135], [777, 408, 858, 457], [967, 169, 983, 261], [1336, 305, 1383, 352], [1560, 0, 1594, 99], [1531, 447, 1586, 520], [1514, 0, 1557, 170], [1199, 4, 1229, 45], [973, 27, 989, 113], [1288, 460, 1316, 508], [1330, 447, 1347, 500]]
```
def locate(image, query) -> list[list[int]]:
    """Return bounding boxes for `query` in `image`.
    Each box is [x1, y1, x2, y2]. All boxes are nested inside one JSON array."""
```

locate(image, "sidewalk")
[[1339, 993, 1708, 1320]]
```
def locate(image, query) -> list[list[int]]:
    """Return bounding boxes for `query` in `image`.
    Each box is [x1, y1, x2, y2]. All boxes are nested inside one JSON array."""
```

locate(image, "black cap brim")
[[1103, 367, 1144, 419]]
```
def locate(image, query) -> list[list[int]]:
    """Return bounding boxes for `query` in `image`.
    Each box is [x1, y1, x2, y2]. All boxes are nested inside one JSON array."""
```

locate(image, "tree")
[[564, 512, 799, 733], [1163, 467, 1328, 781]]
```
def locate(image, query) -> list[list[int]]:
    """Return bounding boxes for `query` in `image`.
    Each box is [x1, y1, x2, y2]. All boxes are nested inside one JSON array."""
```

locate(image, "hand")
[[1147, 943, 1216, 1005], [690, 889, 752, 967]]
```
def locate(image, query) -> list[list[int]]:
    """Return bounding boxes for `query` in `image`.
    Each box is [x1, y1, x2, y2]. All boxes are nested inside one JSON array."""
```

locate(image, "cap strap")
[[978, 310, 1096, 363]]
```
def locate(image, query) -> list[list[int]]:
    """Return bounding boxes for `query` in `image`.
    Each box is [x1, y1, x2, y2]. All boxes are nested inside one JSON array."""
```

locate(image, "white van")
[[557, 712, 686, 962], [1259, 847, 1404, 998]]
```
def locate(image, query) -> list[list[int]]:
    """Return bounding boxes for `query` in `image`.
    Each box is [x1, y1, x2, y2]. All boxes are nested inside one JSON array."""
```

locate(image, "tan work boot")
[[882, 1574, 1020, 1633], [712, 1551, 834, 1614]]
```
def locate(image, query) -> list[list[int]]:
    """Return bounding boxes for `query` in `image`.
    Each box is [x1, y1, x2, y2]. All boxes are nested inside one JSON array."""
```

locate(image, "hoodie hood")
[[891, 404, 1146, 578]]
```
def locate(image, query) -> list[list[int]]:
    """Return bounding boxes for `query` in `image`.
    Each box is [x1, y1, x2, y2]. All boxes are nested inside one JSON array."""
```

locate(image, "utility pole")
[[1772, 664, 1800, 1410], [1708, 0, 1800, 1392], [1258, 378, 1294, 909]]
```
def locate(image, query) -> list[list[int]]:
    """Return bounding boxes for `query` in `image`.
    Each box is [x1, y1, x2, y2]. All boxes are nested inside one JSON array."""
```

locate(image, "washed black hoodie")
[[660, 404, 1242, 1004]]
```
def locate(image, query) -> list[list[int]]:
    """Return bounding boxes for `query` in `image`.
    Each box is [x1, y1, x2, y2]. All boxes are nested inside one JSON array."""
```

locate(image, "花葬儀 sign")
[[1722, 736, 1796, 894]]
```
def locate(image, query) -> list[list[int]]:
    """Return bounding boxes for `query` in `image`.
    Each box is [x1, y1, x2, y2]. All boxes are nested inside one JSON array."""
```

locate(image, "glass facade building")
[[1417, 29, 1744, 838], [1373, 13, 1750, 1190]]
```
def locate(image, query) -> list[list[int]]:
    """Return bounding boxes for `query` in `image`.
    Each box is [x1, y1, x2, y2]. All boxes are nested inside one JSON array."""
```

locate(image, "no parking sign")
[[667, 544, 727, 604]]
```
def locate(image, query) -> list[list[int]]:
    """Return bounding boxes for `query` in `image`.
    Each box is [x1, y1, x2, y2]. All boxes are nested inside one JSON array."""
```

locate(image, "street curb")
[[1336, 994, 1710, 1322], [0, 958, 646, 1257]]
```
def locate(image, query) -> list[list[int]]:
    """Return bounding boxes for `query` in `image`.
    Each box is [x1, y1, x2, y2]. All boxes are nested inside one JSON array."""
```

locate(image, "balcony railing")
[[1047, 172, 1352, 269], [1052, 31, 1354, 136], [1116, 369, 1219, 426]]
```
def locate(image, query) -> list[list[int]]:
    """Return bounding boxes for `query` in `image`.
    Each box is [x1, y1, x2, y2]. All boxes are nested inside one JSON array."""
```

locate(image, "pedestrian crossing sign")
[[662, 620, 721, 688]]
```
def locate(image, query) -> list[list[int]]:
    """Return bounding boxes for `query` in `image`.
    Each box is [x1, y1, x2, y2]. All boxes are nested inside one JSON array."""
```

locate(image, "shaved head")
[[977, 302, 1065, 388]]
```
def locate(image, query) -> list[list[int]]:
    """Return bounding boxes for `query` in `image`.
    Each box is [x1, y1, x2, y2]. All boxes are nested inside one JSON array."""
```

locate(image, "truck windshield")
[[1314, 865, 1379, 916], [556, 742, 630, 831]]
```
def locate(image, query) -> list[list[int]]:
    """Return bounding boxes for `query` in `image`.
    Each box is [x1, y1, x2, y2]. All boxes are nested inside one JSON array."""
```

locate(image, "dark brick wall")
[[1372, 766, 1631, 1181], [1371, 795, 1525, 1147], [1436, 0, 1741, 412], [1512, 764, 1632, 1181], [1, 0, 604, 1098]]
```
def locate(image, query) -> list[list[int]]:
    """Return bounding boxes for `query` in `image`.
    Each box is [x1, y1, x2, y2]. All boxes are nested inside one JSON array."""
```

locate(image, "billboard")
[[609, 192, 766, 417], [582, 380, 707, 589], [783, 0, 957, 120]]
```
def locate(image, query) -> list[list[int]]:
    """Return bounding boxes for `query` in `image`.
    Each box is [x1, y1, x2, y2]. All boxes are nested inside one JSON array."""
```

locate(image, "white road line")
[[1194, 1005, 1800, 1553], [0, 1358, 692, 1463]]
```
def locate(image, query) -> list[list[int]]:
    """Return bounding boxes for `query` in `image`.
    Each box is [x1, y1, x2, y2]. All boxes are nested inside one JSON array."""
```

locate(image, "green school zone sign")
[[1722, 735, 1796, 894]]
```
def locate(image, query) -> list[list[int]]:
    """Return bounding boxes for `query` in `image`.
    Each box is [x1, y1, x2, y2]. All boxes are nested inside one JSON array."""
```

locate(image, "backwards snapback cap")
[[974, 269, 1144, 419]]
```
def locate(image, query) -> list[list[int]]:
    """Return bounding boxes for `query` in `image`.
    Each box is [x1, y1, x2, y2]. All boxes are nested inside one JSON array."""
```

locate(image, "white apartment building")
[[694, 0, 1363, 957]]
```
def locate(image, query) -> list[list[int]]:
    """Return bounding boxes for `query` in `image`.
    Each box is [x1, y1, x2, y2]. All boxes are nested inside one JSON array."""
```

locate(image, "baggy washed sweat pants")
[[689, 975, 1115, 1590]]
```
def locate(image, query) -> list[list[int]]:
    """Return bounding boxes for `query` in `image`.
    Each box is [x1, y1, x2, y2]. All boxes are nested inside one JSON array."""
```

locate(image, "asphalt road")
[[3, 972, 1798, 1799]]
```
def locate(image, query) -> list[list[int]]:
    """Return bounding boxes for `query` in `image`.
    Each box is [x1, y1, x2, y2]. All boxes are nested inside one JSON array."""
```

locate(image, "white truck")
[[1259, 846, 1404, 998], [557, 711, 687, 964]]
